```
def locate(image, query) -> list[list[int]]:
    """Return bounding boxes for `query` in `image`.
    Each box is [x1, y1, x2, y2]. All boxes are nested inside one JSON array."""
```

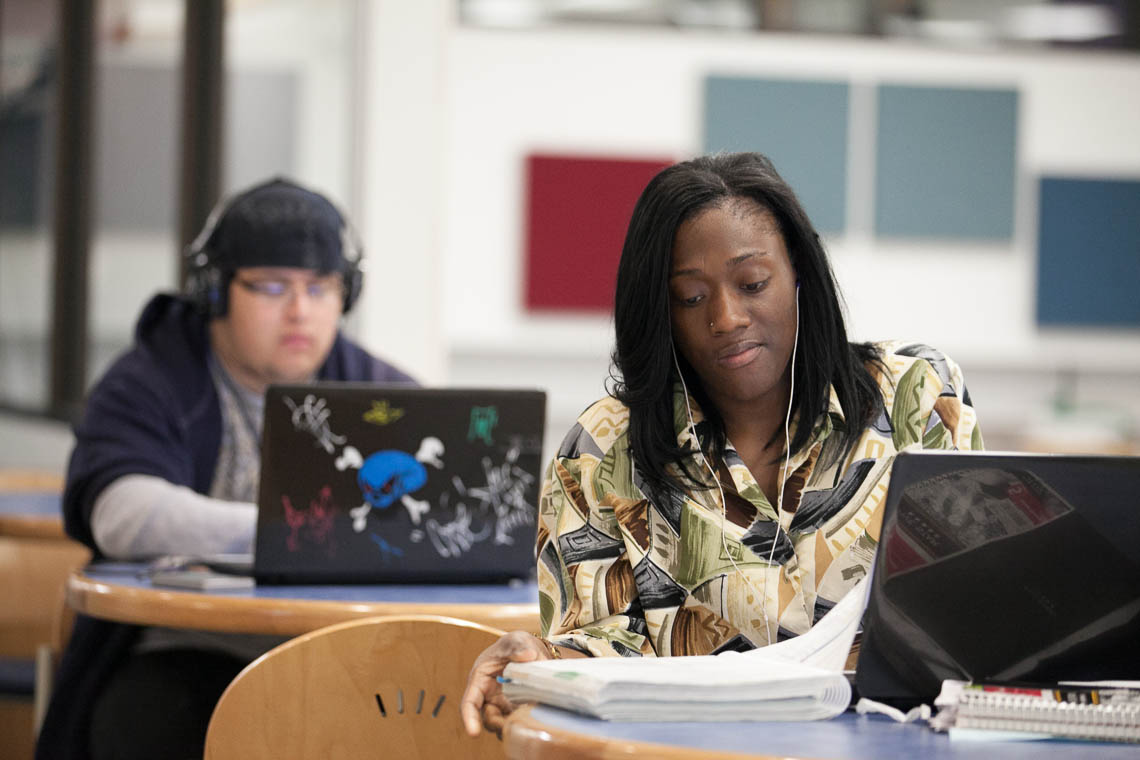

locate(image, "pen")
[[497, 676, 513, 684]]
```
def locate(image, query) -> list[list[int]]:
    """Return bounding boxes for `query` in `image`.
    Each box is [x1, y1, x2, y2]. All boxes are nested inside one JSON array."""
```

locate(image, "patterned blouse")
[[537, 341, 983, 657]]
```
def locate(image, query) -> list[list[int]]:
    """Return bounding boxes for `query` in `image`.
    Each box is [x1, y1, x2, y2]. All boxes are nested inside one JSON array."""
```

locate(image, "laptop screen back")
[[254, 384, 547, 584], [855, 451, 1140, 706]]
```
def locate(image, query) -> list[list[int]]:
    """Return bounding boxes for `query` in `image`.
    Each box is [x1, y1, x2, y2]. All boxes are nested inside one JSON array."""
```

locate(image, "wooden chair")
[[32, 576, 81, 737], [0, 470, 88, 759], [204, 614, 507, 760]]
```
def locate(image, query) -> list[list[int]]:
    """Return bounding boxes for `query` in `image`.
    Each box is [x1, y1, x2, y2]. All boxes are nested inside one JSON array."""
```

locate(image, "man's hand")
[[460, 631, 552, 738]]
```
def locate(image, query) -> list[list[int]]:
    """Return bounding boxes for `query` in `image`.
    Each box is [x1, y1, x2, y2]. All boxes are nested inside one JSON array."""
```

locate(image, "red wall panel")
[[523, 153, 674, 312]]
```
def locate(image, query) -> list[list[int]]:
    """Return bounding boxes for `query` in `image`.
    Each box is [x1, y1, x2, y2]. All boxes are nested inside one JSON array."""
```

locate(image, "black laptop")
[[252, 384, 547, 584], [855, 450, 1140, 707]]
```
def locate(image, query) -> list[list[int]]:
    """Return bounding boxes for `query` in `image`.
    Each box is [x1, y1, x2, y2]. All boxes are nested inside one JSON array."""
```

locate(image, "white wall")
[[352, 0, 450, 384], [0, 412, 74, 472], [0, 1, 363, 470], [430, 25, 1140, 458], [7, 12, 1140, 471]]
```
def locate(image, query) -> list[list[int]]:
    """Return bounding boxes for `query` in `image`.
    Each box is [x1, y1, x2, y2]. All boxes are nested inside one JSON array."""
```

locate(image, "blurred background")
[[3, 0, 1140, 473]]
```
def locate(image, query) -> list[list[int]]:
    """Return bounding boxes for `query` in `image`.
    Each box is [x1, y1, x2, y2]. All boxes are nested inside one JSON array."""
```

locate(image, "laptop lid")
[[855, 450, 1140, 706], [254, 383, 546, 584]]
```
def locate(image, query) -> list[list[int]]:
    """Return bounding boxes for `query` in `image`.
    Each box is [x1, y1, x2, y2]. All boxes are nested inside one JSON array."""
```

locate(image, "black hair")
[[609, 152, 883, 498]]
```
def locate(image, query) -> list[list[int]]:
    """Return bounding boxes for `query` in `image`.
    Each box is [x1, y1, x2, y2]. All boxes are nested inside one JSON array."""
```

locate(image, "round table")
[[503, 704, 1140, 759], [68, 562, 541, 636], [0, 491, 65, 540]]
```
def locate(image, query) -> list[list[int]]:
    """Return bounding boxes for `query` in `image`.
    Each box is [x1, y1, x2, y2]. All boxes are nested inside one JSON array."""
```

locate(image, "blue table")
[[505, 704, 1138, 759], [0, 491, 64, 539], [68, 562, 541, 635]]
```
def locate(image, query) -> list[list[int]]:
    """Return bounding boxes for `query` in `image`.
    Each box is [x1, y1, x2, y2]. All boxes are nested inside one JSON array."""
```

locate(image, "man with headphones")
[[38, 178, 413, 760]]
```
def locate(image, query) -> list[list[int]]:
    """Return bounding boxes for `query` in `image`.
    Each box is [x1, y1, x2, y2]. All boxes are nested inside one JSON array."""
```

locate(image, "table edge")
[[0, 514, 66, 540], [67, 569, 540, 635], [502, 704, 807, 760]]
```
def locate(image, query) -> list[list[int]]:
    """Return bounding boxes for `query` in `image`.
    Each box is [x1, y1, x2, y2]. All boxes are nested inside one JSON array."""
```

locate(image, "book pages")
[[503, 640, 852, 721], [741, 574, 868, 672]]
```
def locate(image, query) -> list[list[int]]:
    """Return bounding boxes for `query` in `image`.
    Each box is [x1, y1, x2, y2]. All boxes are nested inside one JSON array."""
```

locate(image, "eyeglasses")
[[234, 275, 343, 305]]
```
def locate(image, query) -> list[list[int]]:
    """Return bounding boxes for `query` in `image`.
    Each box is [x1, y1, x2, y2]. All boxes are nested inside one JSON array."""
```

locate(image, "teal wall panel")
[[875, 85, 1017, 240], [704, 76, 848, 234]]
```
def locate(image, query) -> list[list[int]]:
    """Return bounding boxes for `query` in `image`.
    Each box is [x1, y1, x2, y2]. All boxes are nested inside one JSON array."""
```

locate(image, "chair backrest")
[[33, 561, 87, 737], [204, 614, 506, 760], [0, 538, 88, 659]]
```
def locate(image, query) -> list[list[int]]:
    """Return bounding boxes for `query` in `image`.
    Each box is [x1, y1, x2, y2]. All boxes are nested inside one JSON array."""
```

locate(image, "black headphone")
[[183, 187, 364, 318]]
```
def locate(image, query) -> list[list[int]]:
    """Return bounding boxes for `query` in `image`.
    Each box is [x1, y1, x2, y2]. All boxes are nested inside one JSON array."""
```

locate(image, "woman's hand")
[[460, 630, 552, 738]]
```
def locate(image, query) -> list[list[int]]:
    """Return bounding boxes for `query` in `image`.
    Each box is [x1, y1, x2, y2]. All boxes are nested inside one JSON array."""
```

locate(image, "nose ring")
[[709, 321, 715, 328]]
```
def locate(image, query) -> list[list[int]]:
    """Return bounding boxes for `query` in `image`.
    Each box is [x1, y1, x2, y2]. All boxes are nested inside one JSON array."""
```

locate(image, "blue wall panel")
[[875, 85, 1017, 240], [1037, 177, 1140, 327], [704, 76, 848, 234]]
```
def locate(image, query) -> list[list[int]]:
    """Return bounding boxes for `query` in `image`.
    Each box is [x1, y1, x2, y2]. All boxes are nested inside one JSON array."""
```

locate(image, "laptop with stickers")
[[252, 383, 547, 584], [854, 450, 1140, 707]]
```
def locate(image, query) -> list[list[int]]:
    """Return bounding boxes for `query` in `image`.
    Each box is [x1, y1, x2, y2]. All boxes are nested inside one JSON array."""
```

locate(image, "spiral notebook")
[[934, 680, 1140, 744]]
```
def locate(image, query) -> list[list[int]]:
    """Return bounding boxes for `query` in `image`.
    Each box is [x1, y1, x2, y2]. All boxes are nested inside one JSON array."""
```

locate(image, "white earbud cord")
[[670, 285, 799, 645], [761, 285, 800, 641]]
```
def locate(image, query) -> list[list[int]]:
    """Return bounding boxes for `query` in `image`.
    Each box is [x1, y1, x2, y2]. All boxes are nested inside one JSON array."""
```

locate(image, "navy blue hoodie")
[[38, 293, 413, 759]]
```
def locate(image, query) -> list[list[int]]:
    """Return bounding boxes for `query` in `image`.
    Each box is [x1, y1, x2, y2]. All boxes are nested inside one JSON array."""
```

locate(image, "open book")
[[501, 575, 867, 722], [501, 652, 850, 722]]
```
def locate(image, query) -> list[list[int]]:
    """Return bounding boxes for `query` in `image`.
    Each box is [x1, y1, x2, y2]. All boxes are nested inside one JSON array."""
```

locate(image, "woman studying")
[[461, 152, 982, 736]]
